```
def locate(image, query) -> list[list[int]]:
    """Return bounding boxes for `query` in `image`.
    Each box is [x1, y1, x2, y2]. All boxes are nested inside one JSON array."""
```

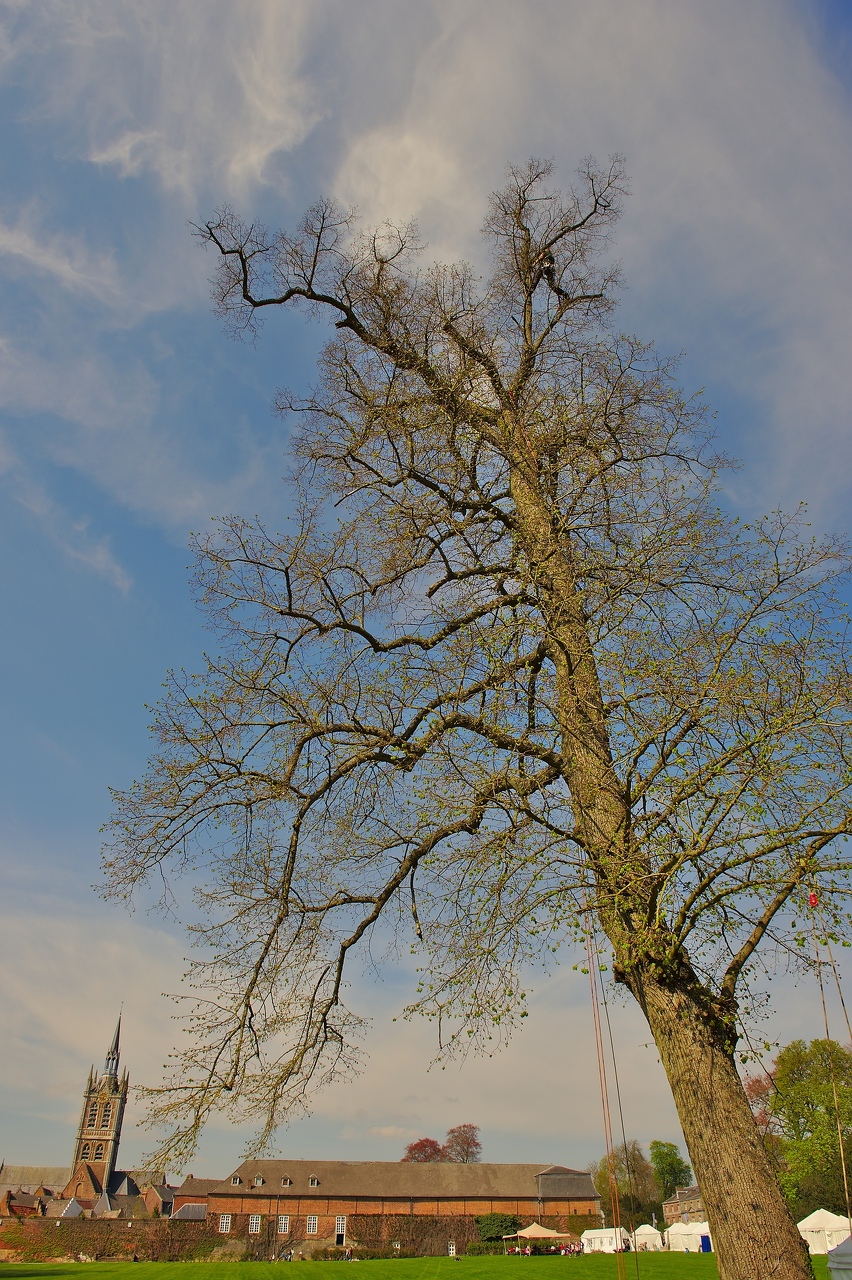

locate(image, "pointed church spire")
[[103, 1014, 121, 1077]]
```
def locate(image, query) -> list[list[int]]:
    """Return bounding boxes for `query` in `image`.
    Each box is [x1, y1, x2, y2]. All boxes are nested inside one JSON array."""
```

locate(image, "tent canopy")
[[828, 1235, 852, 1277], [799, 1210, 850, 1231], [634, 1225, 662, 1238], [503, 1223, 575, 1239]]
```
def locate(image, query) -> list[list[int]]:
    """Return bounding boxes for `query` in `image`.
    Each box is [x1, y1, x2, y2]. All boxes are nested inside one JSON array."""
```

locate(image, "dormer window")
[[281, 1177, 292, 1187], [253, 1176, 264, 1186], [309, 1177, 319, 1187], [231, 1176, 242, 1185]]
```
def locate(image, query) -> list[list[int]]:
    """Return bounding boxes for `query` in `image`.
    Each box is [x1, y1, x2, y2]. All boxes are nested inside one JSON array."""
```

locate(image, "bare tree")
[[104, 158, 852, 1280]]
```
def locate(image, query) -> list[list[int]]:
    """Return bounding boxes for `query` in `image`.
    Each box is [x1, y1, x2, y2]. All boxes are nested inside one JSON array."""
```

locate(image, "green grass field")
[[0, 1256, 831, 1280]]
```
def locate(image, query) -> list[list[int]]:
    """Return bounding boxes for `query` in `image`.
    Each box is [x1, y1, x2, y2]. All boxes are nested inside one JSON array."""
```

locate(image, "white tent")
[[503, 1223, 574, 1240], [665, 1220, 712, 1252], [633, 1224, 663, 1251], [798, 1209, 851, 1255], [502, 1223, 576, 1253], [828, 1234, 852, 1277], [581, 1227, 630, 1253]]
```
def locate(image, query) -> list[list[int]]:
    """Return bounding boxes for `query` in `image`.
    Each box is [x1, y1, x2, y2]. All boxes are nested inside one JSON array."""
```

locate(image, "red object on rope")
[[809, 891, 819, 907]]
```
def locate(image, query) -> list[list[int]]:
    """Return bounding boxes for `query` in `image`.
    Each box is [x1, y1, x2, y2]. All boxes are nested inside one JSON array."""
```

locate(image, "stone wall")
[[0, 1209, 603, 1261], [0, 1218, 220, 1262]]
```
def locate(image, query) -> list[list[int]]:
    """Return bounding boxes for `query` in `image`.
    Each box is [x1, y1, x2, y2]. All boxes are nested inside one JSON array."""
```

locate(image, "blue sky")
[[1, 0, 852, 1179]]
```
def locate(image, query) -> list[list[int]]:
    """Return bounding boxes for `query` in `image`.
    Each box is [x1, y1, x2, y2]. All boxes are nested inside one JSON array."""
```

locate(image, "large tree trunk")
[[631, 967, 813, 1280], [511, 461, 813, 1278]]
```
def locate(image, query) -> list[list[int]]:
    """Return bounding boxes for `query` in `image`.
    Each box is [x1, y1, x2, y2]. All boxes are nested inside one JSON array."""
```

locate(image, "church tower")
[[69, 1017, 129, 1192]]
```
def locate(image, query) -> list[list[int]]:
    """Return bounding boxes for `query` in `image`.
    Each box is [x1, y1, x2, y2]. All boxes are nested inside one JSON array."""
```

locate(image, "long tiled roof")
[[175, 1176, 224, 1196], [212, 1160, 597, 1200], [0, 1165, 71, 1194]]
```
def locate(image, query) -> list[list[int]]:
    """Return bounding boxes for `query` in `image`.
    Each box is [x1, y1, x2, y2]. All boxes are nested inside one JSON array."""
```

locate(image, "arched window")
[[101, 1102, 112, 1126], [81, 1144, 91, 1160], [94, 1144, 104, 1162], [87, 1101, 98, 1127]]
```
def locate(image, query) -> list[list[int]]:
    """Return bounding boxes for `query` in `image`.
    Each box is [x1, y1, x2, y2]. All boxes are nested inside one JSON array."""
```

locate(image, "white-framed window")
[[231, 1176, 241, 1185], [309, 1176, 319, 1187], [219, 1215, 231, 1234], [248, 1215, 262, 1234], [306, 1216, 318, 1235], [336, 1217, 346, 1241], [281, 1177, 292, 1186], [253, 1175, 264, 1186], [448, 1242, 456, 1257], [278, 1215, 290, 1235]]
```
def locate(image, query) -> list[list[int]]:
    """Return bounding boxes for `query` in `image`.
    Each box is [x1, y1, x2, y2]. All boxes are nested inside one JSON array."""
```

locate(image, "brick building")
[[172, 1177, 223, 1214], [662, 1184, 704, 1225], [194, 1159, 599, 1249]]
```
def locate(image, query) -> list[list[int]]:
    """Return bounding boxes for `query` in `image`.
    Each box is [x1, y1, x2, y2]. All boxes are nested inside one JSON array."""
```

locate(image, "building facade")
[[193, 1160, 599, 1249], [662, 1184, 704, 1225]]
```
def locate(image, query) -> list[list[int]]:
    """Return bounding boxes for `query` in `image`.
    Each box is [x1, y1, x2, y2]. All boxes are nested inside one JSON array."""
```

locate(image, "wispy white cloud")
[[0, 336, 156, 433], [19, 0, 327, 201], [331, 0, 852, 517], [7, 461, 131, 592], [0, 208, 121, 303], [0, 334, 283, 533], [4, 0, 851, 521]]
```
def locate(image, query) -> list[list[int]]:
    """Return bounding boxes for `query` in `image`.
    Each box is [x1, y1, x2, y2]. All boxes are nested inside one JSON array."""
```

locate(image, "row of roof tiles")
[[179, 1161, 598, 1201]]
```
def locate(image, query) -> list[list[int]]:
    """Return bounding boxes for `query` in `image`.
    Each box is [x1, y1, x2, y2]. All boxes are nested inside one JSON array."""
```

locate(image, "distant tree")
[[744, 1039, 852, 1217], [590, 1140, 662, 1226], [401, 1123, 482, 1162], [477, 1213, 520, 1242], [443, 1123, 482, 1163], [401, 1137, 444, 1162], [649, 1140, 692, 1201]]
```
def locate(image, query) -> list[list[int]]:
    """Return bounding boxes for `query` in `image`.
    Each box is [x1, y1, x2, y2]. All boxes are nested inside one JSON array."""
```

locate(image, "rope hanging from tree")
[[583, 902, 641, 1279]]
